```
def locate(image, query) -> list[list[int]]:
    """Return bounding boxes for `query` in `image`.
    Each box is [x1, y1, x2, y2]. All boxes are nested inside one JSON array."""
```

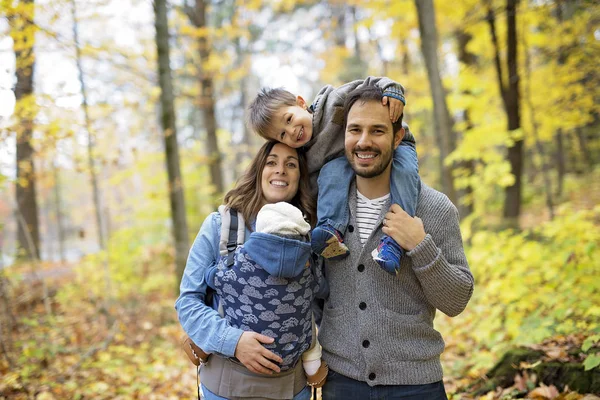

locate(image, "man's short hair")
[[247, 88, 297, 140], [342, 86, 404, 134]]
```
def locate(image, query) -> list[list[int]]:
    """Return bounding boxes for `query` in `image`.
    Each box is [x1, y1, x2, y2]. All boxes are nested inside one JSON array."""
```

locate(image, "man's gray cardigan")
[[318, 182, 474, 386]]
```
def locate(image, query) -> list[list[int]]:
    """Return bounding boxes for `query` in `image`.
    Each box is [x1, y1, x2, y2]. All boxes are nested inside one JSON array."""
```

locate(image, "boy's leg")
[[372, 145, 421, 274], [312, 157, 354, 259], [390, 144, 420, 216]]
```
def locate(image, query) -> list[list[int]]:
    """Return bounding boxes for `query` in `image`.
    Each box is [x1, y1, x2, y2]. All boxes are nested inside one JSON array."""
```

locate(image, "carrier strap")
[[218, 205, 245, 267]]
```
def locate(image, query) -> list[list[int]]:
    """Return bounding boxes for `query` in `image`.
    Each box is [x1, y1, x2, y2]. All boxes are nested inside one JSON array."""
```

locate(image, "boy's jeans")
[[317, 144, 420, 233]]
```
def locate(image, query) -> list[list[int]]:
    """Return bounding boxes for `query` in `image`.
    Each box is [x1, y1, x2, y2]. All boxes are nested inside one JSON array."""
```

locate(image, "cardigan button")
[[368, 373, 376, 380], [359, 302, 367, 310], [348, 225, 354, 232], [362, 340, 370, 348], [357, 264, 365, 272]]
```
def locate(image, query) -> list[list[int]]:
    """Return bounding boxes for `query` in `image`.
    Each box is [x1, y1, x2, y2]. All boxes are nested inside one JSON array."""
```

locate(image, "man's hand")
[[382, 96, 404, 123], [382, 204, 426, 251], [234, 331, 283, 375]]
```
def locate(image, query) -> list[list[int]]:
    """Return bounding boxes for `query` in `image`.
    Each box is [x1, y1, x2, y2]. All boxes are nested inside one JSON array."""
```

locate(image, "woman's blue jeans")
[[200, 383, 311, 400]]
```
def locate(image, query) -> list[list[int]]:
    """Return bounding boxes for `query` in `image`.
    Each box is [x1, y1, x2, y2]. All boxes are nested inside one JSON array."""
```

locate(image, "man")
[[317, 85, 474, 399]]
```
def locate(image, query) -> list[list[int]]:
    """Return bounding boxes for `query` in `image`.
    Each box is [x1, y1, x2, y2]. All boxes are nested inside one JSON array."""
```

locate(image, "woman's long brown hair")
[[223, 141, 316, 227]]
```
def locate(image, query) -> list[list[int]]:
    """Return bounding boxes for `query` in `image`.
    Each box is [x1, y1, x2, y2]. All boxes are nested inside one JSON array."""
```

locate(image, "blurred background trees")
[[0, 0, 599, 397]]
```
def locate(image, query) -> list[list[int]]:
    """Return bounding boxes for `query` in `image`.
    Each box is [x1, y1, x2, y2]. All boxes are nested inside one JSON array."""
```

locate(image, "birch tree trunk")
[[154, 0, 190, 284], [11, 0, 40, 260], [414, 0, 458, 204]]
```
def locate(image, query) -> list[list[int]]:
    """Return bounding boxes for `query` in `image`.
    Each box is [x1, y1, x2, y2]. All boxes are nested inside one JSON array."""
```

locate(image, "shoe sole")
[[321, 236, 349, 259]]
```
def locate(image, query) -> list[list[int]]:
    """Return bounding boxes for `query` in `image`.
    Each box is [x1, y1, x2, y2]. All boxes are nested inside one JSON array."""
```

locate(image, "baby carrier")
[[182, 207, 318, 371], [212, 206, 317, 371]]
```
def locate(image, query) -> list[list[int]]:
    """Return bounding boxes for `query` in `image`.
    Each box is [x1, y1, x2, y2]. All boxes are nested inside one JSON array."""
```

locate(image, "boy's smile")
[[268, 96, 313, 148]]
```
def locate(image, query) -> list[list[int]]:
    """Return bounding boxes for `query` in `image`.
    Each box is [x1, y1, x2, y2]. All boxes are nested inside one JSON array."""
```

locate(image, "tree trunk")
[[52, 164, 66, 263], [70, 0, 105, 250], [555, 129, 565, 197], [575, 128, 593, 168], [401, 38, 410, 76], [238, 75, 253, 178], [486, 0, 523, 224], [154, 0, 190, 285], [350, 6, 361, 61], [521, 26, 553, 219], [503, 0, 523, 222], [332, 2, 345, 47], [186, 0, 224, 200], [11, 0, 40, 260], [414, 0, 457, 205], [455, 30, 477, 218]]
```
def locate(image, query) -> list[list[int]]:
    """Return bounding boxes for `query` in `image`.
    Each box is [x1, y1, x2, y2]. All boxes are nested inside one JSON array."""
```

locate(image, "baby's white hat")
[[256, 202, 310, 236]]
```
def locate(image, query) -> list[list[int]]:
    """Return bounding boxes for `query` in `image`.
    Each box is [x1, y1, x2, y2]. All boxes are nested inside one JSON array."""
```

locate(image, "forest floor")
[[1, 276, 598, 400]]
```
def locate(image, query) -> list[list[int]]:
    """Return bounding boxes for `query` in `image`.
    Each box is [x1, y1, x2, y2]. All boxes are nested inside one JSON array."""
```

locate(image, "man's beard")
[[345, 145, 393, 178]]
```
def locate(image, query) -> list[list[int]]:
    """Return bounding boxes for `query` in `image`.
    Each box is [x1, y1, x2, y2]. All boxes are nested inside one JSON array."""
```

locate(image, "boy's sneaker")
[[311, 224, 349, 260], [371, 236, 404, 275]]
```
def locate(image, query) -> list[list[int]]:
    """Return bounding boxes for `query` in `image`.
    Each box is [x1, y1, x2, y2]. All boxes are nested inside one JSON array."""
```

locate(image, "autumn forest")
[[0, 0, 599, 398]]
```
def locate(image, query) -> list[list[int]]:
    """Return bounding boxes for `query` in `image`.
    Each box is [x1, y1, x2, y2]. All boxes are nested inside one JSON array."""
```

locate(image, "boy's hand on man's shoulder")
[[382, 96, 404, 123]]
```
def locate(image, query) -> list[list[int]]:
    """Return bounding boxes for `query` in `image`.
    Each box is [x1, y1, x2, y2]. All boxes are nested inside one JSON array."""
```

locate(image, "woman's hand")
[[235, 331, 283, 375]]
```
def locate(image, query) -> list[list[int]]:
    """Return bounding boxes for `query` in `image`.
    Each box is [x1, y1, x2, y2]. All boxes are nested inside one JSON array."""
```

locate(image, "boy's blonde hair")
[[247, 88, 297, 140]]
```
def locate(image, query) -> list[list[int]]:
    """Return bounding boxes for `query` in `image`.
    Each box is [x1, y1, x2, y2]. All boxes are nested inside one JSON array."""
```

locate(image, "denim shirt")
[[175, 212, 329, 358], [175, 212, 250, 357]]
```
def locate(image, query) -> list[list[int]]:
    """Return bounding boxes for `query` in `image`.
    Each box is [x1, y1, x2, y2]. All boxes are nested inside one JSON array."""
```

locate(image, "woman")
[[176, 141, 321, 400]]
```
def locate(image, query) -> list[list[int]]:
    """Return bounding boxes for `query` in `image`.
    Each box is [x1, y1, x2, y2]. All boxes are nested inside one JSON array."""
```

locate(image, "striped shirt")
[[356, 191, 390, 244]]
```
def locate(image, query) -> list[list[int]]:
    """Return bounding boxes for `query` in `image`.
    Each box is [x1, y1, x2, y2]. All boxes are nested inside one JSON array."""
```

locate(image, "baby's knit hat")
[[256, 202, 310, 237]]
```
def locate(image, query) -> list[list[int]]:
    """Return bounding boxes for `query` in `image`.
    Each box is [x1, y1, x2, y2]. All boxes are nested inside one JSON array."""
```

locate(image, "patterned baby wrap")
[[213, 246, 317, 370]]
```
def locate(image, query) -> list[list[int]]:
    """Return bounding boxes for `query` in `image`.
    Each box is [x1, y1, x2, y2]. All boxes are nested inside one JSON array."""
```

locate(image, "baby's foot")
[[306, 360, 329, 389], [371, 236, 403, 275], [311, 224, 349, 260]]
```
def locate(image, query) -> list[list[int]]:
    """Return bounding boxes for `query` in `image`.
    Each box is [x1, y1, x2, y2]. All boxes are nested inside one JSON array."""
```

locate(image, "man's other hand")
[[382, 204, 426, 251]]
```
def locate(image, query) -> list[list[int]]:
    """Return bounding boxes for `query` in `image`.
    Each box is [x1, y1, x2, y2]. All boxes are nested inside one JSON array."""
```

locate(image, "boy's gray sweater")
[[318, 182, 474, 385], [306, 77, 415, 191]]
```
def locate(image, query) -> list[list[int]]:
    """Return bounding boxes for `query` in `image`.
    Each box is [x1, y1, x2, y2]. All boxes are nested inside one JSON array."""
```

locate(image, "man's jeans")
[[322, 369, 448, 400]]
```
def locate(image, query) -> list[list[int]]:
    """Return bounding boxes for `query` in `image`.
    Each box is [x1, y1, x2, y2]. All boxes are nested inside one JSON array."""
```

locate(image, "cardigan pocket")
[[378, 308, 445, 362], [319, 304, 357, 362]]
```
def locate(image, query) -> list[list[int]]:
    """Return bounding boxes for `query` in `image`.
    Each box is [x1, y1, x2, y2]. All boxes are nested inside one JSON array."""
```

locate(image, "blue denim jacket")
[[175, 212, 329, 358], [175, 212, 250, 357]]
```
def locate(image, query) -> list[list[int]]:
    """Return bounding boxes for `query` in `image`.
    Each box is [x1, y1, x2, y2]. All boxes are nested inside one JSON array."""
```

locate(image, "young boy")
[[247, 77, 420, 274]]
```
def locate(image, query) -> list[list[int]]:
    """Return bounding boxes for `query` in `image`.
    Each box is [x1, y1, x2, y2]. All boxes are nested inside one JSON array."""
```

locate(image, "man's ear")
[[296, 95, 307, 109], [394, 127, 405, 149]]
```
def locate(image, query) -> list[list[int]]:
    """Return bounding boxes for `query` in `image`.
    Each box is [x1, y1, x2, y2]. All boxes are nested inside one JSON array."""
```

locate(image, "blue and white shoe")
[[371, 235, 403, 275]]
